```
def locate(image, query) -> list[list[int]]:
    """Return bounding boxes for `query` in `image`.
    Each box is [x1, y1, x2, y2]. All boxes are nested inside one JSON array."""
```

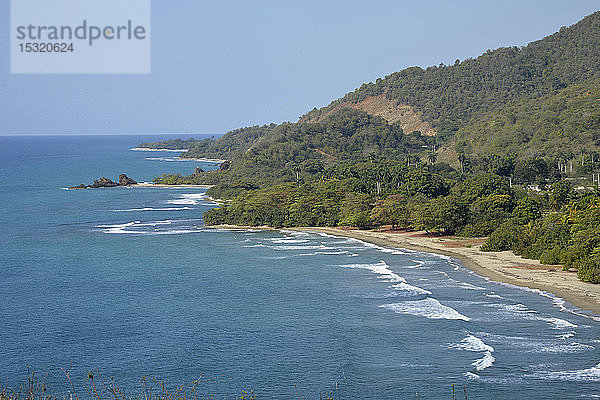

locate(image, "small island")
[[69, 174, 138, 189]]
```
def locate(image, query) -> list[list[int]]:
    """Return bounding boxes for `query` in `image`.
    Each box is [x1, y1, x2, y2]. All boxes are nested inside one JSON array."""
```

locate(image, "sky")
[[1, 0, 599, 135]]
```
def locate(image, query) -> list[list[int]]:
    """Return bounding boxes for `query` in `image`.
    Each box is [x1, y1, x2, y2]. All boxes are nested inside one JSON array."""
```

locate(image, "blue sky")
[[1, 0, 599, 135]]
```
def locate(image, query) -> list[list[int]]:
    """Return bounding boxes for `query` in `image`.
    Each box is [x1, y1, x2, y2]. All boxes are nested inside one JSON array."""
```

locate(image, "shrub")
[[539, 247, 563, 265], [481, 221, 522, 252], [512, 197, 542, 224], [459, 220, 499, 237], [577, 254, 600, 283]]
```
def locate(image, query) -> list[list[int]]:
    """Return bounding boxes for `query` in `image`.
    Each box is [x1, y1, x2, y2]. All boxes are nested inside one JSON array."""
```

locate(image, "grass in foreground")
[[1, 369, 475, 400]]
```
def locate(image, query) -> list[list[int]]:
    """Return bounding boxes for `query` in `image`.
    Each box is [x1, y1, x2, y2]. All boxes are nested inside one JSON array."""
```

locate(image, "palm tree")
[[427, 151, 437, 165]]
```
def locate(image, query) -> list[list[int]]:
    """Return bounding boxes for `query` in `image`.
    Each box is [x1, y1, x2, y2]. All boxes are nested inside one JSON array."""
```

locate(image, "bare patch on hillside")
[[302, 94, 436, 136]]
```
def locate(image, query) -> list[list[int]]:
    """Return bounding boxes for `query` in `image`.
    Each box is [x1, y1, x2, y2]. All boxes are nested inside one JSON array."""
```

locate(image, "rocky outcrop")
[[118, 174, 138, 186], [92, 177, 119, 188], [69, 174, 137, 189]]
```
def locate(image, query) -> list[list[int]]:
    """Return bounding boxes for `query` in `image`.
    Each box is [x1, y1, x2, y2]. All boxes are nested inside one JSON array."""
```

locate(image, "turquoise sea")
[[0, 135, 599, 399]]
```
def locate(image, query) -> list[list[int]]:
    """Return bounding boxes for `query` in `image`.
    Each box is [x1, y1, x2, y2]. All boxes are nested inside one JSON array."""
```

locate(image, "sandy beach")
[[294, 227, 600, 315]]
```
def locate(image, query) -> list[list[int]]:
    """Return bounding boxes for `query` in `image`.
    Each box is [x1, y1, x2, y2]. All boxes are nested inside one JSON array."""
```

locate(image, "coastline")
[[64, 183, 213, 190], [210, 224, 600, 315], [131, 148, 227, 163], [130, 147, 189, 152], [179, 157, 227, 163]]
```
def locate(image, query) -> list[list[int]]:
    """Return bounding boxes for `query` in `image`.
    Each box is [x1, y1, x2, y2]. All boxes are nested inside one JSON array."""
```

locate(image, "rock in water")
[[68, 184, 88, 190], [92, 177, 119, 188], [69, 174, 138, 189], [118, 174, 138, 186]]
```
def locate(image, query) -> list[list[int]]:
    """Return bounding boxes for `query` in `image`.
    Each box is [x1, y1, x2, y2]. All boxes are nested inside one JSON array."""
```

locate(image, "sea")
[[0, 135, 599, 399]]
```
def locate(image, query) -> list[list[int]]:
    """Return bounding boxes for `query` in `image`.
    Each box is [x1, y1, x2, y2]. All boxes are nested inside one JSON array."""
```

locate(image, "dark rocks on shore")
[[92, 177, 119, 188], [118, 174, 138, 186], [69, 174, 138, 189]]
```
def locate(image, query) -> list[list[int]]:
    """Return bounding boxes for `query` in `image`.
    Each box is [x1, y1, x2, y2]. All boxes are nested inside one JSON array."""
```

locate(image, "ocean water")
[[0, 135, 599, 399]]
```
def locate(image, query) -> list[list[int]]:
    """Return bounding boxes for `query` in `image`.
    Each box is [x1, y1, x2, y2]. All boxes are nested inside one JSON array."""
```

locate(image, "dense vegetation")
[[144, 12, 600, 174], [452, 79, 600, 158], [154, 109, 435, 186], [184, 125, 278, 159], [138, 138, 205, 150], [140, 125, 276, 160], [204, 158, 600, 283]]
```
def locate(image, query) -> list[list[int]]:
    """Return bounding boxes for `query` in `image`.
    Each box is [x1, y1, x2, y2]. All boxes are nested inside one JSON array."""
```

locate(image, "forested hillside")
[[155, 109, 434, 186], [302, 11, 600, 138], [183, 124, 277, 159], [450, 79, 600, 158], [139, 125, 277, 159]]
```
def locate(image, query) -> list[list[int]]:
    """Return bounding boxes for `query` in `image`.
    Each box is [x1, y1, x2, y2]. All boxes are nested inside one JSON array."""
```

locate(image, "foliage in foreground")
[[0, 369, 256, 400], [0, 369, 478, 400]]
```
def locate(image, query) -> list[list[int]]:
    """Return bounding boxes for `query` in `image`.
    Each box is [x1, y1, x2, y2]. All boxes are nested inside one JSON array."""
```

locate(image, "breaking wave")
[[380, 298, 470, 321]]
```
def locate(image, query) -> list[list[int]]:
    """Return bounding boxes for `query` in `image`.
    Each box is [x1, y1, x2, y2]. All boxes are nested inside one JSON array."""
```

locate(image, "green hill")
[[183, 124, 278, 159], [302, 11, 600, 139]]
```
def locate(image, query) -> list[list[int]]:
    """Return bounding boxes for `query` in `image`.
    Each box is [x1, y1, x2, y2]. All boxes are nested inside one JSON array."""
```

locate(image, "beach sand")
[[296, 227, 600, 315]]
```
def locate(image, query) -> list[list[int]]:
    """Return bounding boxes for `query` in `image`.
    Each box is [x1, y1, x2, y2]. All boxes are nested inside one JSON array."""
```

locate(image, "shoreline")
[[130, 147, 189, 152], [300, 228, 600, 316], [179, 157, 227, 163], [210, 224, 600, 316], [64, 183, 213, 190]]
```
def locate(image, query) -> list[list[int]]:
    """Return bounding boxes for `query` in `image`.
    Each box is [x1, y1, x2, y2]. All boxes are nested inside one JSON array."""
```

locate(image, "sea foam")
[[340, 261, 432, 295], [486, 303, 579, 330], [450, 334, 494, 353], [167, 193, 214, 206], [542, 362, 600, 381], [380, 298, 470, 321], [450, 334, 496, 372], [96, 219, 205, 235]]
